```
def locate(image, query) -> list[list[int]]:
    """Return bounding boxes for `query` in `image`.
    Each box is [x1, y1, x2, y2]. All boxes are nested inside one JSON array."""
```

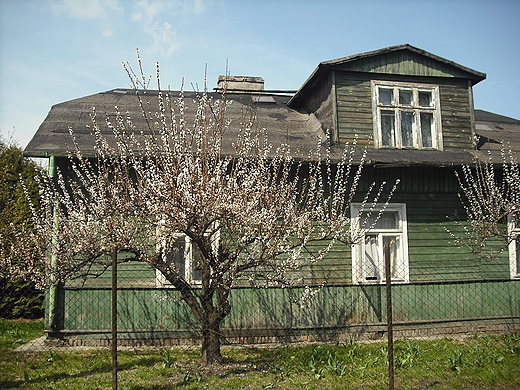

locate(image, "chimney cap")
[[217, 75, 265, 92], [218, 75, 265, 83]]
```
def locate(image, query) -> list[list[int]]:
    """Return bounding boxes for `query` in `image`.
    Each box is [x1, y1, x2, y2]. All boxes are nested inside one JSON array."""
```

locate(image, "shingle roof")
[[473, 109, 520, 162], [24, 89, 325, 159], [24, 88, 519, 166], [24, 44, 516, 166]]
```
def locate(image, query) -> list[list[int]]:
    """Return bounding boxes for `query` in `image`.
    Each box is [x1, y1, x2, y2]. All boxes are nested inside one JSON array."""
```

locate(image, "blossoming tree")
[[9, 59, 398, 365], [451, 143, 520, 262]]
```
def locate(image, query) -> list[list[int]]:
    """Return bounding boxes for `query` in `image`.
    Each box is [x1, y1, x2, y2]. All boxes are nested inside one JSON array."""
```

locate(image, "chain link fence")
[[2, 166, 520, 388], [3, 242, 519, 344]]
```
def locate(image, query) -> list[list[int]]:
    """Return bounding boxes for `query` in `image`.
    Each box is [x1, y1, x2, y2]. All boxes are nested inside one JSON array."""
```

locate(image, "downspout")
[[331, 70, 339, 144], [468, 79, 476, 146], [46, 155, 63, 337]]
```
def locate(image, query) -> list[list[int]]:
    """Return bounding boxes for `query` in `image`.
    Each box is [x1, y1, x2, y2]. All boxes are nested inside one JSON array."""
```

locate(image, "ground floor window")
[[351, 203, 409, 284], [508, 213, 520, 279], [156, 235, 203, 287]]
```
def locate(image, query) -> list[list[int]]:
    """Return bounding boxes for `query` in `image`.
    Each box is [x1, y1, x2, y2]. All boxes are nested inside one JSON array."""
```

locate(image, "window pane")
[[192, 244, 203, 281], [513, 214, 520, 229], [383, 236, 400, 280], [374, 83, 439, 152], [420, 113, 433, 148], [381, 111, 395, 147], [360, 210, 399, 230], [419, 91, 432, 107], [400, 111, 414, 147], [379, 88, 393, 105], [364, 235, 380, 281], [399, 90, 412, 105], [379, 211, 400, 229], [171, 236, 186, 278]]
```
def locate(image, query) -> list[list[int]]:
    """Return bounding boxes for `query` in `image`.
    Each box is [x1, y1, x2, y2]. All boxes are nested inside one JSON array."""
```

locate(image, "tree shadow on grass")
[[124, 356, 272, 390], [0, 355, 161, 389]]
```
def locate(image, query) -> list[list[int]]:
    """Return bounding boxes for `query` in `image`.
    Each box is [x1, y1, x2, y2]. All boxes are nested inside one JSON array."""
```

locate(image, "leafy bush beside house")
[[0, 140, 44, 319]]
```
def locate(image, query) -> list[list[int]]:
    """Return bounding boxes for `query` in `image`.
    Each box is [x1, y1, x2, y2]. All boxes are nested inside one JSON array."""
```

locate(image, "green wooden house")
[[25, 44, 520, 346]]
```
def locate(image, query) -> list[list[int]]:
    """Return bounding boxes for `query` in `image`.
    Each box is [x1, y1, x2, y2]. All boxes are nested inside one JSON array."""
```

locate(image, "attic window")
[[251, 95, 276, 104], [372, 81, 442, 150]]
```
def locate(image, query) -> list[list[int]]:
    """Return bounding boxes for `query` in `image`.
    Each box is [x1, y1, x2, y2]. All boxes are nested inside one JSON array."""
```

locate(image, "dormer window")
[[372, 81, 442, 150]]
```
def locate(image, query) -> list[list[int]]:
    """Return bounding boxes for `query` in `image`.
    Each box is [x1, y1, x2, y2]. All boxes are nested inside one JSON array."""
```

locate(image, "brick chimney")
[[217, 75, 265, 92]]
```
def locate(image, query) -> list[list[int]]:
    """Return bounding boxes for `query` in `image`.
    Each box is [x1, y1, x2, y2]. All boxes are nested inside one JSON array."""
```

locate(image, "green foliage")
[[449, 350, 464, 373], [394, 339, 420, 368], [0, 139, 44, 318], [0, 141, 41, 232], [504, 332, 520, 355], [160, 347, 175, 368], [0, 278, 44, 319], [0, 318, 43, 350]]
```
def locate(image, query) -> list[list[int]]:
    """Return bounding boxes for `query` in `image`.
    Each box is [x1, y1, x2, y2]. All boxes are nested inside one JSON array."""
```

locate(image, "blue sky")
[[1, 0, 519, 148]]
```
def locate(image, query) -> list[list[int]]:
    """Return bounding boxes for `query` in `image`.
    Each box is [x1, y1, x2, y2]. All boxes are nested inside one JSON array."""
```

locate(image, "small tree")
[[451, 143, 520, 261], [10, 58, 397, 365]]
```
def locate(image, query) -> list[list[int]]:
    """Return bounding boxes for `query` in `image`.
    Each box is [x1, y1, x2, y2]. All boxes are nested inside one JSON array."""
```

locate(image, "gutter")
[[23, 151, 69, 158]]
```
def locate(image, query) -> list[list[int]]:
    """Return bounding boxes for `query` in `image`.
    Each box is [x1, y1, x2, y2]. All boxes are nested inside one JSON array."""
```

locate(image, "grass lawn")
[[1, 319, 520, 389]]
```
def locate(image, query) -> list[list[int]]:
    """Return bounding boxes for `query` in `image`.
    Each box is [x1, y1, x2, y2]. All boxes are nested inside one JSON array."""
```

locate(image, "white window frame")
[[371, 80, 443, 150], [351, 203, 410, 284], [508, 213, 520, 279], [156, 234, 203, 287]]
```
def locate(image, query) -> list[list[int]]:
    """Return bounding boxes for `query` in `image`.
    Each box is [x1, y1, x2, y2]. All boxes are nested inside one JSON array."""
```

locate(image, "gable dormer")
[[288, 44, 486, 151]]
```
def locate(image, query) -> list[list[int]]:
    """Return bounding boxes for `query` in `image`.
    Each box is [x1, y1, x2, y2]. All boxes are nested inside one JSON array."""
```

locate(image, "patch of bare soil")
[[176, 359, 269, 379]]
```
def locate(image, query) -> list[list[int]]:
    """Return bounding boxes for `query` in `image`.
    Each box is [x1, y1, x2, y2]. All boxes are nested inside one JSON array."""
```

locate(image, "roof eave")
[[287, 63, 327, 107]]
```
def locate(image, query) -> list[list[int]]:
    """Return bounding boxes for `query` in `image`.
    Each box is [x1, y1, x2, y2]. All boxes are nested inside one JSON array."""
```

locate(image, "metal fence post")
[[112, 246, 118, 390], [384, 242, 394, 390]]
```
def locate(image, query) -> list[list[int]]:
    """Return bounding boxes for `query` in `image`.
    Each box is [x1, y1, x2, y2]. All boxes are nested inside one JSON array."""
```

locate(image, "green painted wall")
[[48, 165, 518, 337], [303, 165, 510, 284], [55, 280, 519, 335]]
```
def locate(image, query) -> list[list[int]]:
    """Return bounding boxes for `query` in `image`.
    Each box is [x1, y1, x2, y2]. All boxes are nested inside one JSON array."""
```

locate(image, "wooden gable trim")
[[332, 50, 477, 80], [289, 44, 486, 109], [321, 44, 486, 83]]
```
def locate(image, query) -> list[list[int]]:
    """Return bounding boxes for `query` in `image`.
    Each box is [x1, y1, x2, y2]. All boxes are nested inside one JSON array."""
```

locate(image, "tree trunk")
[[201, 323, 222, 365]]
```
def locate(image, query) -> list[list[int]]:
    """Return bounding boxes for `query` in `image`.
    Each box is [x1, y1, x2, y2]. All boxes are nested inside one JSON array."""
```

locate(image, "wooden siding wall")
[[308, 165, 510, 284], [297, 73, 333, 114], [295, 73, 335, 139], [60, 165, 510, 290], [363, 165, 509, 280], [49, 163, 517, 339], [334, 72, 474, 150]]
